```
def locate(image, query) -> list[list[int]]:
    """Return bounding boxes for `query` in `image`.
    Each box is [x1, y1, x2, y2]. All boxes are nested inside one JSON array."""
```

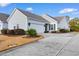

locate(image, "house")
[[42, 14, 58, 32], [0, 13, 9, 30], [7, 8, 70, 33], [7, 8, 49, 33], [42, 14, 70, 32]]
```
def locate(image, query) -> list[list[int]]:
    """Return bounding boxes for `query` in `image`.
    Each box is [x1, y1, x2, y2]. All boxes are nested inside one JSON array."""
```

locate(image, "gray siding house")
[[0, 13, 9, 30]]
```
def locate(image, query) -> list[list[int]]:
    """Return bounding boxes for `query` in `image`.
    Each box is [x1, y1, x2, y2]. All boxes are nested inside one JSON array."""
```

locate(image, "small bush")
[[7, 30, 15, 35], [51, 31, 57, 33], [4, 29, 25, 35], [70, 25, 79, 32], [14, 29, 25, 35], [70, 29, 74, 32], [1, 29, 25, 35], [1, 29, 8, 34], [59, 29, 70, 33], [44, 31, 49, 33], [26, 29, 37, 37]]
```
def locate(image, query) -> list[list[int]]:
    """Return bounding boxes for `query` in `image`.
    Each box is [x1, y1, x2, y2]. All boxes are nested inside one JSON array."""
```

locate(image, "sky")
[[0, 3, 79, 19]]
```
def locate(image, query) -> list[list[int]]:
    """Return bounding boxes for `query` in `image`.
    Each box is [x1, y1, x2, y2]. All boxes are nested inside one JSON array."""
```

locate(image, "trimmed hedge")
[[1, 29, 25, 35], [51, 31, 57, 33], [14, 29, 25, 35], [1, 29, 8, 34], [44, 31, 49, 33], [7, 30, 15, 35], [59, 29, 70, 33]]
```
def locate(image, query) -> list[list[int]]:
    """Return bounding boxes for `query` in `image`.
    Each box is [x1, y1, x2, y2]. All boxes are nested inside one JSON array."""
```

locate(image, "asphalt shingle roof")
[[47, 14, 67, 23], [17, 8, 49, 23], [54, 16, 65, 23], [0, 13, 9, 23]]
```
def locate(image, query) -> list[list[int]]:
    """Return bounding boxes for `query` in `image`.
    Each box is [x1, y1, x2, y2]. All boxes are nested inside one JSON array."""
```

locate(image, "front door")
[[44, 23, 49, 33]]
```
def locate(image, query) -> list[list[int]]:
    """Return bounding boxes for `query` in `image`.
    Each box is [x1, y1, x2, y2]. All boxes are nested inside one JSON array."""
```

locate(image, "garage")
[[28, 20, 45, 33]]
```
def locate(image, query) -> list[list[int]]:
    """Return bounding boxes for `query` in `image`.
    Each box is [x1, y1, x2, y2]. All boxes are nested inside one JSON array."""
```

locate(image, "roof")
[[47, 15, 67, 23], [42, 14, 57, 23], [0, 13, 9, 23], [17, 8, 49, 23], [54, 16, 65, 23]]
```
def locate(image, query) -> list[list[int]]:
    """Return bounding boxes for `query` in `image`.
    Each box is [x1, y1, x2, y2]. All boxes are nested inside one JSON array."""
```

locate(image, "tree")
[[69, 17, 79, 31], [66, 16, 70, 19]]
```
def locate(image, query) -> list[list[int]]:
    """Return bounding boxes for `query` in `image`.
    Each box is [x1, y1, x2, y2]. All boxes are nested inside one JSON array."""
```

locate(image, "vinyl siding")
[[58, 17, 70, 30], [42, 15, 58, 31], [0, 21, 3, 30], [8, 9, 28, 30], [27, 17, 45, 33]]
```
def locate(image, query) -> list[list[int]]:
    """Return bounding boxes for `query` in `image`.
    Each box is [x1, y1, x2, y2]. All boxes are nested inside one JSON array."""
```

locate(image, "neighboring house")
[[42, 14, 70, 32], [7, 8, 49, 33], [0, 13, 9, 30], [54, 16, 70, 30]]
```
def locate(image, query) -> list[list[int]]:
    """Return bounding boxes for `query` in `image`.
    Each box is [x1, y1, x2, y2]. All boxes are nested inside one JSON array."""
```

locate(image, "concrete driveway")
[[0, 32, 79, 56]]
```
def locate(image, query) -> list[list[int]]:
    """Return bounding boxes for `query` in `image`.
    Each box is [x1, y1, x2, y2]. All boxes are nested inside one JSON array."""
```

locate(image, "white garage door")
[[29, 23, 45, 33]]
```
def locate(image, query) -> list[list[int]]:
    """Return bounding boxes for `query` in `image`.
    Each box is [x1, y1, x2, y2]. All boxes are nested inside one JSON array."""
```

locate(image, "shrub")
[[26, 29, 37, 37], [14, 29, 25, 35], [59, 29, 70, 33], [1, 29, 8, 34], [7, 30, 15, 35], [70, 25, 78, 31], [1, 29, 25, 35], [70, 29, 74, 32], [44, 31, 49, 33], [5, 29, 25, 35], [69, 19, 79, 32], [51, 31, 57, 33]]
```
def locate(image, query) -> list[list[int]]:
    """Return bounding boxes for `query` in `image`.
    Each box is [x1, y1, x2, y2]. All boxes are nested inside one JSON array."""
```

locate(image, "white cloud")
[[0, 3, 10, 7], [72, 11, 79, 14], [59, 8, 78, 14], [26, 7, 33, 11]]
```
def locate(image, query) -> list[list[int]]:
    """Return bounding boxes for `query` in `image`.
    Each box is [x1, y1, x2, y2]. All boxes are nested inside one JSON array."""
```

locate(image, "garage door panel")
[[29, 23, 45, 33]]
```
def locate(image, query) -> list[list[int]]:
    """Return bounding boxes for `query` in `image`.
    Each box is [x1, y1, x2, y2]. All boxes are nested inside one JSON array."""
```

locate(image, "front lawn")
[[0, 35, 43, 52]]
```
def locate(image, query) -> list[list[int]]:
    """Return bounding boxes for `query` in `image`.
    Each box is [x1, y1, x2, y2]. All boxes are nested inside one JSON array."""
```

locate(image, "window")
[[28, 23, 31, 26], [54, 24, 55, 30], [49, 24, 56, 30], [50, 25, 53, 30]]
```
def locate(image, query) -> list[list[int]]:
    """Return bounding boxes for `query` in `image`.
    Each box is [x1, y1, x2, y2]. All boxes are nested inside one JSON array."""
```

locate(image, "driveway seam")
[[56, 34, 77, 56]]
